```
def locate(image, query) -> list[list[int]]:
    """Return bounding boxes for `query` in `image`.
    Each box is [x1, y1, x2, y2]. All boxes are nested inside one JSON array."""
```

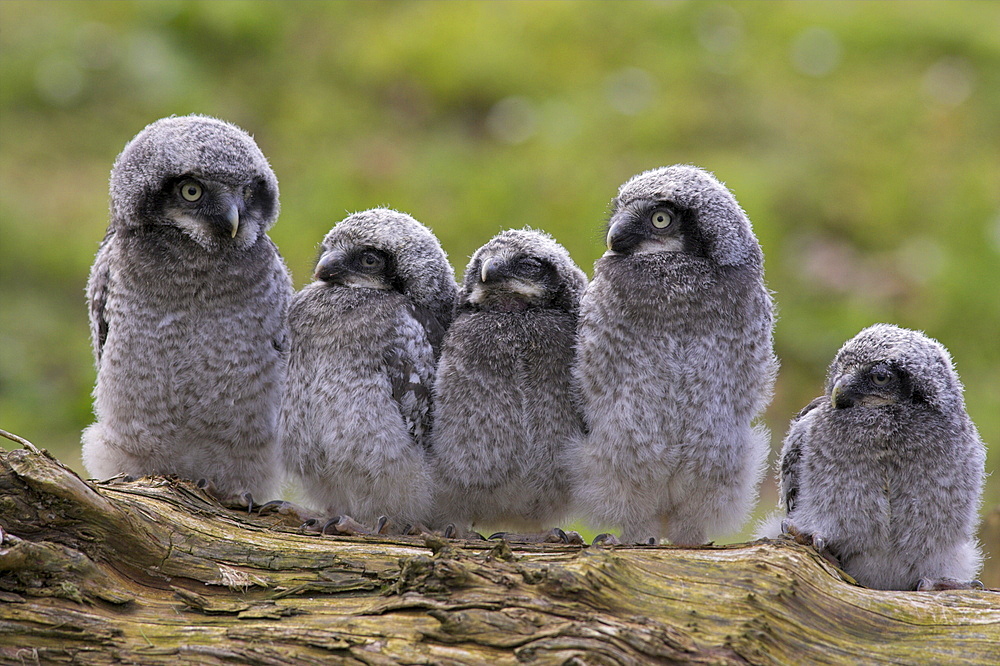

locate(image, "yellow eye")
[[650, 208, 673, 229], [179, 180, 203, 202]]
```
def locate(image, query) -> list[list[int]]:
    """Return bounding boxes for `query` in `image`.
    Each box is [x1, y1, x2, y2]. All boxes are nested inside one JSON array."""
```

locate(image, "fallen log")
[[1, 441, 997, 665]]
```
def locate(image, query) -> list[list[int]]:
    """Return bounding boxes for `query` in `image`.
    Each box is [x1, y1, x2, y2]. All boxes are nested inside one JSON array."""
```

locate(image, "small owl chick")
[[280, 208, 457, 530], [769, 324, 986, 591], [574, 165, 777, 545], [82, 115, 292, 505], [430, 229, 588, 535]]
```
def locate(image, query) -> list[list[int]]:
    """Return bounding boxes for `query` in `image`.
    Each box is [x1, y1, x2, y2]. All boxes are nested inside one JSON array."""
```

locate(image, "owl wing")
[[385, 306, 437, 448], [87, 230, 115, 365], [410, 302, 449, 358], [779, 396, 824, 514]]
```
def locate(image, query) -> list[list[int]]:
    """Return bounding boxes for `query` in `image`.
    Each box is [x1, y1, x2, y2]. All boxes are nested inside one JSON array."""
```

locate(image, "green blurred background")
[[1, 0, 997, 563]]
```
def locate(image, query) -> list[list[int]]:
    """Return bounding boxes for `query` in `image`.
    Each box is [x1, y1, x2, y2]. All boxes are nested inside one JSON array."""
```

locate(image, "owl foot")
[[781, 519, 840, 567], [321, 515, 373, 536], [441, 524, 487, 540], [195, 478, 257, 513], [257, 500, 327, 528], [488, 528, 584, 545], [374, 516, 429, 536], [592, 533, 621, 546], [916, 578, 985, 591]]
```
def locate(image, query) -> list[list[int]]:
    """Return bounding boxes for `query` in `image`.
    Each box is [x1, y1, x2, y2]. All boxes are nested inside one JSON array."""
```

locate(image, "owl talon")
[[321, 514, 371, 536], [487, 528, 581, 544], [592, 533, 621, 546], [916, 577, 986, 591], [375, 515, 390, 534]]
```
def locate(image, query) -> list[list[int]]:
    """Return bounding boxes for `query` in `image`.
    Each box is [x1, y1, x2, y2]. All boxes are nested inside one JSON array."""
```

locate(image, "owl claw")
[[487, 528, 582, 544], [916, 577, 986, 591], [778, 519, 838, 565], [321, 514, 371, 536], [592, 533, 621, 546], [375, 515, 390, 534]]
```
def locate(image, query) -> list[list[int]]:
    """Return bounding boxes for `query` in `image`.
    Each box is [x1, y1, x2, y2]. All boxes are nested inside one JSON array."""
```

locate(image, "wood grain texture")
[[1, 445, 998, 665]]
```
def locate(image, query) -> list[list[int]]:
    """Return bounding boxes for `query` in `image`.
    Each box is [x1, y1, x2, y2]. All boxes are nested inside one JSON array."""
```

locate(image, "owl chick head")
[[109, 114, 279, 250], [827, 324, 965, 414], [461, 228, 587, 313], [315, 208, 457, 321], [608, 164, 761, 267]]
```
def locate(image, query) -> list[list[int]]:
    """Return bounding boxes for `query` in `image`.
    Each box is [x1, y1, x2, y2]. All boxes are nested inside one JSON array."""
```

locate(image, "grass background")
[[1, 0, 997, 569]]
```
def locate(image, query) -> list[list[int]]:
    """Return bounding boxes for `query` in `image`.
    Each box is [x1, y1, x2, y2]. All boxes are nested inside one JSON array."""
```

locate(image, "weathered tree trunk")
[[1, 441, 998, 665]]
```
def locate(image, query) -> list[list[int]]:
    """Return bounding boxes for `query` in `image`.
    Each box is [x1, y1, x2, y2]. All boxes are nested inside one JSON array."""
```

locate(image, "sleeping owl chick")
[[769, 324, 986, 591], [280, 208, 457, 531], [431, 229, 588, 536], [574, 165, 777, 545], [82, 114, 292, 506]]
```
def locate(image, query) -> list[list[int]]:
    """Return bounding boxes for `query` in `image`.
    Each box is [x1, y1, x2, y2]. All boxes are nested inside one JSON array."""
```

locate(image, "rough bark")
[[1, 443, 998, 665]]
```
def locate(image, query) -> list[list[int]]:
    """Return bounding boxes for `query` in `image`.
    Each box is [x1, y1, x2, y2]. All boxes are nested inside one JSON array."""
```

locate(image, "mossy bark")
[[1, 444, 998, 665]]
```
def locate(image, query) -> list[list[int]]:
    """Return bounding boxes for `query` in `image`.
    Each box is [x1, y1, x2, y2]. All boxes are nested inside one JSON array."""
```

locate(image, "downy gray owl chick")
[[431, 229, 588, 534], [770, 324, 986, 591], [82, 115, 292, 505], [574, 165, 777, 545], [280, 209, 457, 529]]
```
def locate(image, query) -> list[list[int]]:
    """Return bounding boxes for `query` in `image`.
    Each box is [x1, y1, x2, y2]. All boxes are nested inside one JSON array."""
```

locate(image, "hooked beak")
[[831, 375, 858, 409], [480, 256, 507, 283], [225, 203, 240, 238], [315, 250, 347, 283], [606, 216, 626, 251]]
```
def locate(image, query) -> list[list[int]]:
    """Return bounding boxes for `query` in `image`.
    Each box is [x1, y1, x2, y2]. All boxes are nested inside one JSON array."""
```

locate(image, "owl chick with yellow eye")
[[768, 324, 986, 591], [83, 115, 291, 507], [574, 165, 777, 546]]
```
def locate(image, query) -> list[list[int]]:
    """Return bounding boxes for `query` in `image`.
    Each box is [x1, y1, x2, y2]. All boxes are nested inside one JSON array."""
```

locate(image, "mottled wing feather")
[[779, 396, 824, 514], [386, 306, 437, 447], [87, 231, 115, 364], [410, 302, 449, 358]]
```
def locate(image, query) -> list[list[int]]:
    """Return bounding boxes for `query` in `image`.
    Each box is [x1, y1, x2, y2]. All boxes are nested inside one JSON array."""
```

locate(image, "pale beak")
[[226, 203, 240, 238]]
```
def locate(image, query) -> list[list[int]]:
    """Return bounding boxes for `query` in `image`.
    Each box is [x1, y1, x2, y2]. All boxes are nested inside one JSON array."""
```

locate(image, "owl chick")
[[430, 229, 588, 535], [82, 115, 292, 505], [574, 165, 777, 545], [280, 208, 457, 530], [771, 324, 986, 591]]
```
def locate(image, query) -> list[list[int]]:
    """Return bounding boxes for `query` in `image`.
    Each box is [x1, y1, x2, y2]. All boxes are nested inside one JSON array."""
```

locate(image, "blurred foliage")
[[1, 1, 997, 544]]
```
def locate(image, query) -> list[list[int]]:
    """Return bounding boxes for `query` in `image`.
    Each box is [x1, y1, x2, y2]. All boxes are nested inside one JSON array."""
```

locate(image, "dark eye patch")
[[247, 177, 276, 219]]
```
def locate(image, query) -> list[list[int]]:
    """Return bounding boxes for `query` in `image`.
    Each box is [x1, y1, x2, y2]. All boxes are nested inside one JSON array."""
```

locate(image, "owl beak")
[[606, 217, 626, 251], [606, 213, 645, 254], [481, 256, 504, 283], [831, 375, 860, 409], [315, 250, 347, 283], [226, 203, 240, 238]]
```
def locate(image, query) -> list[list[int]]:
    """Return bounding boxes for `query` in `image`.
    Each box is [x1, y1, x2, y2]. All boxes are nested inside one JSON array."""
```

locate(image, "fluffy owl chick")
[[280, 209, 457, 530], [574, 165, 777, 545], [431, 229, 588, 535], [769, 324, 986, 591], [82, 115, 291, 504]]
